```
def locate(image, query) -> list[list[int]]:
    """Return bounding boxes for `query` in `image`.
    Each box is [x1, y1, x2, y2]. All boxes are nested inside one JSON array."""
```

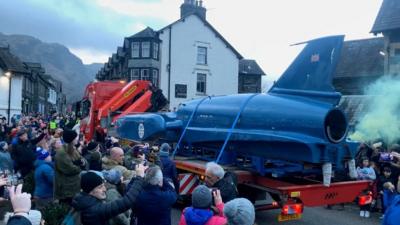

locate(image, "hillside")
[[0, 32, 103, 102]]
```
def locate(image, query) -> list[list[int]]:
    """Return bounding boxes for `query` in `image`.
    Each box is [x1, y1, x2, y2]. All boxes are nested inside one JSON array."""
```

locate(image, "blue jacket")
[[134, 179, 178, 225], [34, 160, 54, 198], [383, 195, 400, 225], [0, 149, 13, 171], [160, 156, 179, 192]]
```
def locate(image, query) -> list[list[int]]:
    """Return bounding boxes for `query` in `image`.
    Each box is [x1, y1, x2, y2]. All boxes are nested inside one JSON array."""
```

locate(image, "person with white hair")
[[205, 162, 238, 202], [133, 166, 178, 225], [224, 198, 255, 225]]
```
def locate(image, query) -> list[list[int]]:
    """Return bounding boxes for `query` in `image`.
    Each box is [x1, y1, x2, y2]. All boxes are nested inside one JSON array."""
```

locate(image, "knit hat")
[[224, 198, 255, 225], [103, 169, 122, 185], [35, 147, 50, 160], [81, 171, 104, 193], [87, 141, 99, 151], [159, 143, 171, 157], [63, 129, 78, 144], [192, 185, 212, 209], [0, 141, 7, 151]]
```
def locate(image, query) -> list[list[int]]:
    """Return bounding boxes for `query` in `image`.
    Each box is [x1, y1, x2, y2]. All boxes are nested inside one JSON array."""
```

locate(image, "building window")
[[130, 69, 140, 80], [175, 84, 187, 98], [197, 46, 207, 65], [196, 73, 206, 94], [132, 42, 140, 58], [153, 43, 159, 60], [142, 42, 150, 58], [152, 70, 159, 86], [141, 69, 150, 81], [395, 48, 400, 56]]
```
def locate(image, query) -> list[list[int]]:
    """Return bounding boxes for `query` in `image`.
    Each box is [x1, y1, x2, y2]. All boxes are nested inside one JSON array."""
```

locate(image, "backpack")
[[61, 208, 81, 225]]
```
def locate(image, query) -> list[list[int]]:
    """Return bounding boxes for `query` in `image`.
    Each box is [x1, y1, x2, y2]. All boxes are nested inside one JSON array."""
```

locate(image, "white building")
[[0, 47, 28, 123], [158, 13, 243, 109], [97, 0, 248, 110]]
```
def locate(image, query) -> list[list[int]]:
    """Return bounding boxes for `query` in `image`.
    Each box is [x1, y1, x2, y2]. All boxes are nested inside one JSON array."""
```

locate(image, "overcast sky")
[[0, 0, 383, 80]]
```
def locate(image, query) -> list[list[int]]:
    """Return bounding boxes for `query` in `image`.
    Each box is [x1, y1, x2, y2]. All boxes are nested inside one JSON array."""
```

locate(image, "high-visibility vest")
[[50, 121, 57, 129]]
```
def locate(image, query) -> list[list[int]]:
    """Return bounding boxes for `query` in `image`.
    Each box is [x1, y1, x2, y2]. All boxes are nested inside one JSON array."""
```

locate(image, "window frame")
[[196, 73, 207, 95], [152, 70, 159, 87], [141, 42, 151, 58], [153, 42, 159, 60], [197, 46, 207, 65], [131, 42, 140, 58], [141, 69, 150, 81], [130, 69, 140, 81]]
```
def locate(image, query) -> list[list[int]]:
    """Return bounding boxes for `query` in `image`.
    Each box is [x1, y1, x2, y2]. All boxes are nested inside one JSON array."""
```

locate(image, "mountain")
[[0, 32, 103, 103]]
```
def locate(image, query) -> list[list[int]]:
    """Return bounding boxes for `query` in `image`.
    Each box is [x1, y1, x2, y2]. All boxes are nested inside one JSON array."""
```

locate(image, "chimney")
[[180, 0, 206, 20]]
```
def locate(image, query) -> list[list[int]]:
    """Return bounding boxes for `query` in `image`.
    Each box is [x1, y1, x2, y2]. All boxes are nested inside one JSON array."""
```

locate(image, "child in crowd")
[[378, 167, 397, 219], [357, 157, 376, 218]]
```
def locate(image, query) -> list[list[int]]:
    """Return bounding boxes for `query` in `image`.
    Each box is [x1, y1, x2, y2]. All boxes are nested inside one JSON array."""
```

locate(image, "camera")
[[379, 152, 393, 162], [6, 175, 22, 186]]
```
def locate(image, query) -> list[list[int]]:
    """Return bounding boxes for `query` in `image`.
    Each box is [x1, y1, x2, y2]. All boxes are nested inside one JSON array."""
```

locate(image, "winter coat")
[[105, 182, 131, 225], [0, 148, 13, 171], [71, 177, 144, 225], [383, 195, 400, 225], [134, 179, 178, 225], [33, 160, 54, 199], [6, 216, 32, 225], [356, 166, 376, 180], [160, 155, 179, 192], [102, 157, 134, 181], [84, 150, 102, 171], [11, 137, 40, 177], [54, 147, 82, 200], [378, 175, 396, 192], [178, 203, 226, 225], [212, 172, 238, 203]]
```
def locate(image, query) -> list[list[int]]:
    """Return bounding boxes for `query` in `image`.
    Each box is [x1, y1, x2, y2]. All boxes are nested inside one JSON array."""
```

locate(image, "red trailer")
[[174, 156, 372, 222]]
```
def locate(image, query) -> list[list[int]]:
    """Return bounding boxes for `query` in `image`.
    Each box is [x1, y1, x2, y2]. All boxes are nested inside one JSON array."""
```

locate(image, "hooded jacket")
[[34, 160, 54, 198], [383, 195, 400, 225], [71, 177, 144, 225], [178, 203, 226, 225], [12, 134, 44, 177], [134, 179, 177, 225], [54, 146, 82, 200]]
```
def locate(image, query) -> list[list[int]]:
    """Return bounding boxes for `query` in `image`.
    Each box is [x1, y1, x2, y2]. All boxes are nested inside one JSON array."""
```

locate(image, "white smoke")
[[349, 75, 400, 144]]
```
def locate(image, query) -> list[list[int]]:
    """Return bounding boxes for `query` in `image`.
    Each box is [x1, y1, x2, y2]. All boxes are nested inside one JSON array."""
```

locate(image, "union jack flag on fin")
[[311, 54, 320, 62]]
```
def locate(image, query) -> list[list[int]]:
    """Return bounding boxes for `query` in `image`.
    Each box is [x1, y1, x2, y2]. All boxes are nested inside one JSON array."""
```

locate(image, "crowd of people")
[[355, 140, 400, 223], [0, 113, 256, 225]]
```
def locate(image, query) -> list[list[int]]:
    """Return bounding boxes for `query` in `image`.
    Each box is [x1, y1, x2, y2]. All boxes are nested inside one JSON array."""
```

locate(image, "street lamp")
[[4, 71, 12, 125]]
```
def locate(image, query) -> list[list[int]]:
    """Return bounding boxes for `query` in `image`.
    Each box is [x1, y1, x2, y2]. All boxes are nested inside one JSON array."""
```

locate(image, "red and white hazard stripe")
[[179, 173, 199, 195]]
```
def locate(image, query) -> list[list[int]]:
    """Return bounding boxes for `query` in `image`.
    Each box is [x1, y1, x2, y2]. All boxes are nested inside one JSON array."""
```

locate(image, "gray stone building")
[[371, 0, 400, 76], [239, 59, 266, 93]]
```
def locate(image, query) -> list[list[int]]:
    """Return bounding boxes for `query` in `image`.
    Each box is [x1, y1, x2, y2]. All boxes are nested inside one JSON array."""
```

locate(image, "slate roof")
[[159, 14, 243, 59], [128, 27, 158, 39], [338, 95, 372, 125], [334, 38, 384, 78], [239, 59, 266, 76], [371, 0, 400, 34], [0, 47, 29, 74]]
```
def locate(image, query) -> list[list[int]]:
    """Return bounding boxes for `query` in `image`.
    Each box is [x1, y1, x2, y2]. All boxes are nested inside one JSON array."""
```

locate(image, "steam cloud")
[[349, 75, 400, 144]]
